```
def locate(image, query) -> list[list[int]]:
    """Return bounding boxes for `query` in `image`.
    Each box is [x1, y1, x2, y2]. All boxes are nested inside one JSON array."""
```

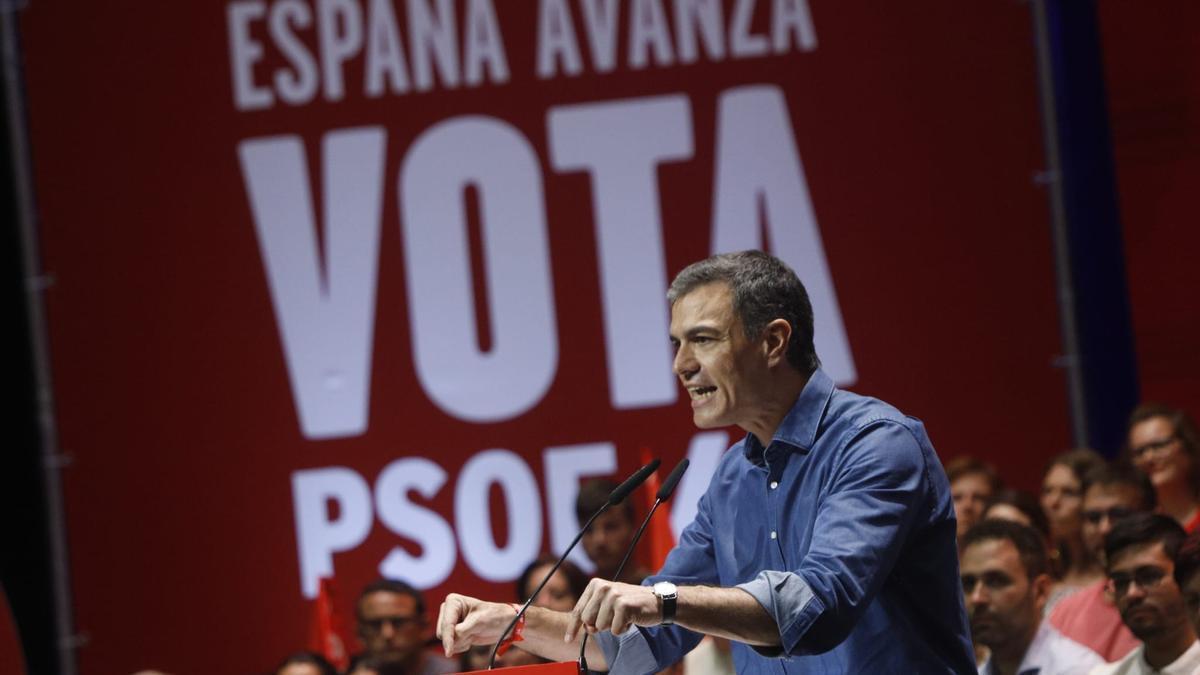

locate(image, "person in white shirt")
[[1090, 514, 1200, 675], [961, 519, 1103, 675]]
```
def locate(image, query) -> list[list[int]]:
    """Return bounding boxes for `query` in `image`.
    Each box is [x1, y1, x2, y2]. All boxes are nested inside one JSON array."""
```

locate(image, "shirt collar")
[[742, 368, 834, 463]]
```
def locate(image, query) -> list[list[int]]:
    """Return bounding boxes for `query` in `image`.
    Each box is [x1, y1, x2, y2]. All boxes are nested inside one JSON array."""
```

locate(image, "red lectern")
[[473, 662, 579, 675]]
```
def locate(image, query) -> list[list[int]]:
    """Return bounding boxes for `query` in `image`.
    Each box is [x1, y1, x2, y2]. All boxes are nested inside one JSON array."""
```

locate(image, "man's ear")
[[1032, 572, 1053, 610], [762, 319, 792, 367]]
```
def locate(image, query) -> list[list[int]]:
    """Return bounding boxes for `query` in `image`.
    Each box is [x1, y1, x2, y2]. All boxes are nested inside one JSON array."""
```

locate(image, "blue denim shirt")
[[595, 369, 974, 674]]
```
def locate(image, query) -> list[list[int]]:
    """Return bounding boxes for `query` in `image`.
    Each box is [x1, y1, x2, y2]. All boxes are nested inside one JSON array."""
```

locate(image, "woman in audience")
[[946, 456, 1002, 540], [1040, 449, 1106, 593], [1126, 403, 1200, 532]]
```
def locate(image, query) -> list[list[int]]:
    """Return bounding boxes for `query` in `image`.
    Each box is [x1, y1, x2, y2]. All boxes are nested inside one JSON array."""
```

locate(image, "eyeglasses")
[[1108, 565, 1169, 597], [1131, 435, 1178, 460], [361, 615, 420, 632], [1082, 507, 1135, 525]]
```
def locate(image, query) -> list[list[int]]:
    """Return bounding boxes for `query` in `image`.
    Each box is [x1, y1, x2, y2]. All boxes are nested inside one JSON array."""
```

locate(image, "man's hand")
[[566, 579, 661, 641], [436, 593, 517, 657]]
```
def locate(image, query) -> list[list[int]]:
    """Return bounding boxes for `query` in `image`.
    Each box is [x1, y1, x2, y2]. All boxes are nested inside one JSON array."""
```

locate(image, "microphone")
[[578, 458, 690, 671], [487, 459, 661, 669]]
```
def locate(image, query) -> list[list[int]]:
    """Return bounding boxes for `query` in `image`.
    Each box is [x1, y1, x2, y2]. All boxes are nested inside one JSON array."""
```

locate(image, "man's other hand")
[[436, 593, 516, 656], [567, 579, 660, 641]]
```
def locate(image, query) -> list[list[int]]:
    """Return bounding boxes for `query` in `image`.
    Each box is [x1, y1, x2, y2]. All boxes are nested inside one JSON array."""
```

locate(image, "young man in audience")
[[948, 456, 1003, 540], [351, 579, 456, 675], [1049, 464, 1157, 661], [1174, 533, 1200, 637], [961, 520, 1102, 675], [575, 478, 650, 584], [1090, 514, 1200, 674]]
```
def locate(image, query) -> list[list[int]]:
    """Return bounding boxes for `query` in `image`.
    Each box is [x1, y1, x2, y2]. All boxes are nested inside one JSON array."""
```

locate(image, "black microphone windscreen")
[[608, 459, 661, 506], [656, 458, 690, 501]]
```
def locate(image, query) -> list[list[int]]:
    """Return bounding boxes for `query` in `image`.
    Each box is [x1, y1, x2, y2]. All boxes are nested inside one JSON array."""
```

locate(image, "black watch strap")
[[660, 592, 677, 625]]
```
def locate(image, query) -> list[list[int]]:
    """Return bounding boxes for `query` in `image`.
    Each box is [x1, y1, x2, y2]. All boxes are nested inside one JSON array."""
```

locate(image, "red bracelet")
[[496, 603, 525, 656]]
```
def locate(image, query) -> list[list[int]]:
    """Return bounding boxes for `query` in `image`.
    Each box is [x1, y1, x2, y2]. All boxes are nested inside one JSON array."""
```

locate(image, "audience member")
[[347, 655, 408, 675], [948, 456, 1003, 540], [1090, 514, 1200, 674], [458, 556, 590, 671], [575, 478, 651, 583], [1126, 404, 1200, 533], [1048, 464, 1156, 661], [1174, 533, 1200, 639], [986, 488, 1052, 540], [351, 579, 455, 675], [1042, 449, 1107, 590], [275, 651, 338, 675], [514, 555, 588, 612], [961, 520, 1102, 675]]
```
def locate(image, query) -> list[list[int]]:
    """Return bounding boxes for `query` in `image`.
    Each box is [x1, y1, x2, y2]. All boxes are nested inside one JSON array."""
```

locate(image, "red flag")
[[639, 447, 677, 571], [309, 577, 350, 671]]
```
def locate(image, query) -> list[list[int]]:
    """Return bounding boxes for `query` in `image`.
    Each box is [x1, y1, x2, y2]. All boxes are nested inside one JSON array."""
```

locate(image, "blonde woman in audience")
[[1126, 403, 1200, 533], [1041, 450, 1107, 598]]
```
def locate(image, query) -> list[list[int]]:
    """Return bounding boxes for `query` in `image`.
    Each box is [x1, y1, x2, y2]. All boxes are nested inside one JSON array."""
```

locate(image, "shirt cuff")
[[736, 570, 822, 656], [594, 626, 659, 675]]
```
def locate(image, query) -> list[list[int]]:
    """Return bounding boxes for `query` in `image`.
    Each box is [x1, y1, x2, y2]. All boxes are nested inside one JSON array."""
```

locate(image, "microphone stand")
[[578, 459, 689, 672], [488, 459, 661, 669]]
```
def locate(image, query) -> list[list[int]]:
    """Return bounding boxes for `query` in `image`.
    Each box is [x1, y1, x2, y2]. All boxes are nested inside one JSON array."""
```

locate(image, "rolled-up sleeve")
[[744, 421, 927, 655]]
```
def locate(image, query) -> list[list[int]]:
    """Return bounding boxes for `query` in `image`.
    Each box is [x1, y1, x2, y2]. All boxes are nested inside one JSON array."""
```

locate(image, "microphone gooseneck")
[[487, 459, 661, 669], [578, 459, 689, 671]]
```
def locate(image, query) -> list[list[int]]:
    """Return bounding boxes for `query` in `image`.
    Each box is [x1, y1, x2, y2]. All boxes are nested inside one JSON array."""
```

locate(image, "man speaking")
[[438, 251, 974, 673]]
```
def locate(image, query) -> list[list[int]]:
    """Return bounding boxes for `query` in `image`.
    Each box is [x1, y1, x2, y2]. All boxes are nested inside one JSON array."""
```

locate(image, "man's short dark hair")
[[1081, 463, 1157, 512], [667, 250, 819, 374], [960, 519, 1049, 579], [357, 578, 425, 620], [575, 478, 634, 527], [1175, 532, 1200, 587], [1104, 513, 1187, 570]]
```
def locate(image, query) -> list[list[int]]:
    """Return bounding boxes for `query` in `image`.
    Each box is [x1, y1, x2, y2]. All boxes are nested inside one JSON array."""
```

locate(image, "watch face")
[[654, 581, 676, 595]]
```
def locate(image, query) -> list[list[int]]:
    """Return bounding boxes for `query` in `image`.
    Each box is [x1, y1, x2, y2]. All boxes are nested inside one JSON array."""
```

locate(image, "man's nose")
[[968, 585, 988, 607], [673, 345, 697, 379]]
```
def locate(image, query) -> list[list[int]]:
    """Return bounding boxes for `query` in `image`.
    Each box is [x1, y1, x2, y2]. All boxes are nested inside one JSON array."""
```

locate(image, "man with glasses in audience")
[[961, 519, 1102, 675], [353, 579, 456, 675], [1090, 514, 1199, 674], [1049, 465, 1157, 661]]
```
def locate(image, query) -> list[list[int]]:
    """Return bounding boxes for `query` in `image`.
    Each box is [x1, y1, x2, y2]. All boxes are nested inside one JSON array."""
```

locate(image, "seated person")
[[352, 579, 456, 675], [947, 456, 1003, 541], [1048, 464, 1155, 661], [1090, 514, 1200, 674], [960, 519, 1101, 675]]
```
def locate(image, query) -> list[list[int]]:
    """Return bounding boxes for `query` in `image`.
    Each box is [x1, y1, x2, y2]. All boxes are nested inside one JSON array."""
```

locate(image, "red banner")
[[19, 2, 1067, 672]]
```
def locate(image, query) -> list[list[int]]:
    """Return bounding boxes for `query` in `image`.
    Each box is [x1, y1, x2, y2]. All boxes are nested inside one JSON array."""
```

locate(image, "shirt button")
[[770, 531, 777, 539], [770, 481, 779, 490]]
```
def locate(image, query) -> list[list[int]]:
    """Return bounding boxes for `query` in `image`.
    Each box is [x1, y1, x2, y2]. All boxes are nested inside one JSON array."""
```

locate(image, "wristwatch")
[[652, 581, 678, 625]]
